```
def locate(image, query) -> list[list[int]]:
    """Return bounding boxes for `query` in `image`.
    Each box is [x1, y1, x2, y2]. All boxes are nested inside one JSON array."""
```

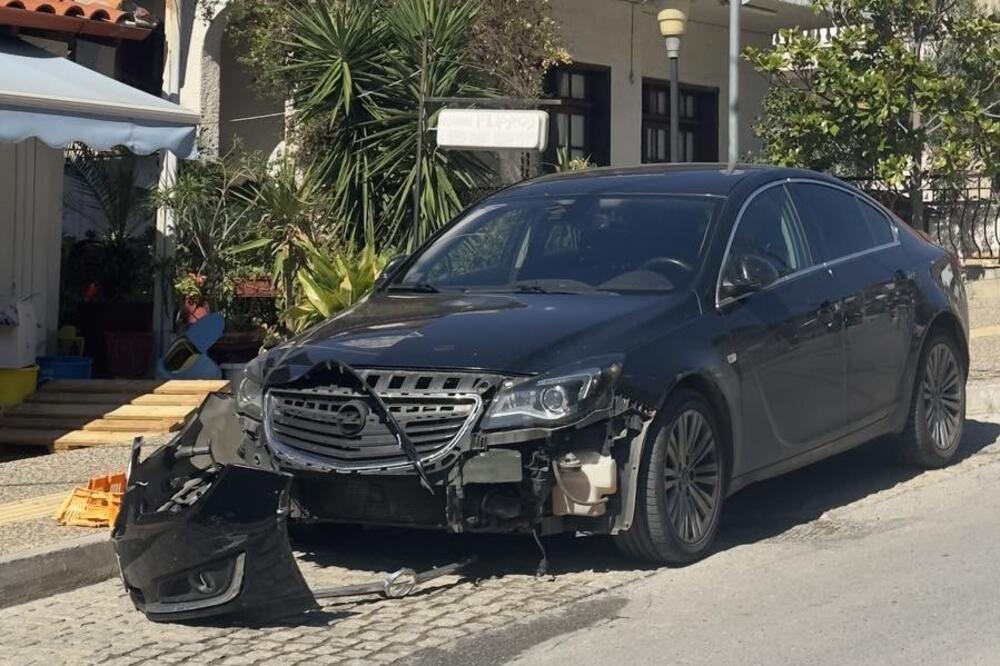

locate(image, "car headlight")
[[234, 358, 265, 420], [482, 357, 623, 431]]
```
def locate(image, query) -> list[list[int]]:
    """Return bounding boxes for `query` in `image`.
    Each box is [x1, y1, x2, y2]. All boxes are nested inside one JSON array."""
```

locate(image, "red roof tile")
[[0, 0, 153, 40]]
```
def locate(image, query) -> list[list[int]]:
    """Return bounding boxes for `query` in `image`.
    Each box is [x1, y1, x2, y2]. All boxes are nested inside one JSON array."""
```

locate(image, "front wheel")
[[895, 332, 966, 468], [614, 389, 726, 564]]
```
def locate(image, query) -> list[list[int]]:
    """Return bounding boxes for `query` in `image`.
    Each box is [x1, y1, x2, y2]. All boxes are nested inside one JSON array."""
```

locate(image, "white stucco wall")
[[172, 0, 284, 159], [0, 139, 65, 356], [218, 28, 285, 158]]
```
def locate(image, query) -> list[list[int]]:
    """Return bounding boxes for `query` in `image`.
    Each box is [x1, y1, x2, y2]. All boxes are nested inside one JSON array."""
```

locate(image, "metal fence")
[[851, 175, 1000, 263]]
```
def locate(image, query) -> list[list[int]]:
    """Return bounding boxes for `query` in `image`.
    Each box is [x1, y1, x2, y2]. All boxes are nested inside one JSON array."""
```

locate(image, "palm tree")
[[281, 0, 497, 249]]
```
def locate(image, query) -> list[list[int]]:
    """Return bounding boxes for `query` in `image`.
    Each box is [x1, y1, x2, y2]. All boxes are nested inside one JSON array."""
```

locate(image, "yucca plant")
[[286, 239, 390, 333], [281, 0, 496, 249]]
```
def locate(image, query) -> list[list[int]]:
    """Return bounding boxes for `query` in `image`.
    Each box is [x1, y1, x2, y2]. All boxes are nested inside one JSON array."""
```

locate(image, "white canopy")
[[0, 36, 198, 158]]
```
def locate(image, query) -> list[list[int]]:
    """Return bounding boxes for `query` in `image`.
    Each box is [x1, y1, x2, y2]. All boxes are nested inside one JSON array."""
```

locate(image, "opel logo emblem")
[[336, 400, 370, 437]]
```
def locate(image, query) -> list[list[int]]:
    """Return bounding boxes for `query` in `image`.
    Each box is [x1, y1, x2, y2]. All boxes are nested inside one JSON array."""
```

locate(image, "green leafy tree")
[[63, 148, 155, 303], [746, 0, 1000, 228], [469, 0, 571, 97]]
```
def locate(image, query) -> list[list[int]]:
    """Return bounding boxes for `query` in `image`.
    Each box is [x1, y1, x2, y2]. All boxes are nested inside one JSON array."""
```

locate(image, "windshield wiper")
[[511, 282, 596, 295], [387, 281, 440, 293], [514, 284, 551, 294]]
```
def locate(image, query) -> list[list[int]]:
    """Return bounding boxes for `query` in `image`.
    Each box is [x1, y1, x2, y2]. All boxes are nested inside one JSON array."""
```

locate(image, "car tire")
[[895, 332, 966, 468], [614, 389, 727, 565]]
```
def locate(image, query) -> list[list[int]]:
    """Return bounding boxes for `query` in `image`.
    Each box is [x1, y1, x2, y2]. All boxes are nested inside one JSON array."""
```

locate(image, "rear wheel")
[[896, 332, 966, 468], [614, 389, 726, 564]]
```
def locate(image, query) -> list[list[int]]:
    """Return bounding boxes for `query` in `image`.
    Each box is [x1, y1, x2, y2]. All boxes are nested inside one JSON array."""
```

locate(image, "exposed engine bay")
[[234, 354, 655, 537]]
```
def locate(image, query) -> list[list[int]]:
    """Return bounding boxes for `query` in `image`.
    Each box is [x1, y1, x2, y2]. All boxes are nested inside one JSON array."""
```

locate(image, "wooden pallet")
[[0, 379, 230, 452]]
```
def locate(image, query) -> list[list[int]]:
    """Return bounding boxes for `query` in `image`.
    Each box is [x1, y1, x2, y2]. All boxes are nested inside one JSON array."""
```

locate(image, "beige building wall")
[[551, 0, 828, 165]]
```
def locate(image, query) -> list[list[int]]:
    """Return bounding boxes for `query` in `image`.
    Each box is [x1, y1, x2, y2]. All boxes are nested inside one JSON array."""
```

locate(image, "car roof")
[[493, 163, 841, 200]]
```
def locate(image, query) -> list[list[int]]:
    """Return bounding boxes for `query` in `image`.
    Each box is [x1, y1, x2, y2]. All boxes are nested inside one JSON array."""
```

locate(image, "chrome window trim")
[[715, 178, 901, 309]]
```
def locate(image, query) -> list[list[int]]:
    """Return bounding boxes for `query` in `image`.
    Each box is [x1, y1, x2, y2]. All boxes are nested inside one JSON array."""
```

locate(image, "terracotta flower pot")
[[182, 297, 211, 324]]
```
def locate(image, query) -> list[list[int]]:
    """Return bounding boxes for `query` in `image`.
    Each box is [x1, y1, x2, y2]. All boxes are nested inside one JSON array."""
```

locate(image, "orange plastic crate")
[[54, 472, 126, 528], [86, 472, 127, 495]]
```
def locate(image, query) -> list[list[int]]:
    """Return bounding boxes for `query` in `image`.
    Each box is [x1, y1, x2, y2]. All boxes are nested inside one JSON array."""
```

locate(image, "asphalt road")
[[410, 418, 1000, 666]]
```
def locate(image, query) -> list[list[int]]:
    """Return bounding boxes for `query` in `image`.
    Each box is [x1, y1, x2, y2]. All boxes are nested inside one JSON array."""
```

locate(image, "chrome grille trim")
[[263, 369, 501, 473]]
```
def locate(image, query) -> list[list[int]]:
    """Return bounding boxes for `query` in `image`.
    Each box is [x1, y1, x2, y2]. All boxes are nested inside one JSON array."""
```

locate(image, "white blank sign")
[[436, 109, 549, 152]]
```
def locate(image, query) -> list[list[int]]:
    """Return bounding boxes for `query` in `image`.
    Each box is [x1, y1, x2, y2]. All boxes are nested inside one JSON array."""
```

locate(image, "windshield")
[[395, 195, 720, 293]]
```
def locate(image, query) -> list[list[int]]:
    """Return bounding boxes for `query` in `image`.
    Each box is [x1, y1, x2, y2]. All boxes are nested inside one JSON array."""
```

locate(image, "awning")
[[0, 36, 198, 158]]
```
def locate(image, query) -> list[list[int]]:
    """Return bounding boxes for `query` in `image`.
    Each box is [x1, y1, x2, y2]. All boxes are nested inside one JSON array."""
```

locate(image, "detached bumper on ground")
[[112, 394, 317, 622], [112, 394, 470, 623]]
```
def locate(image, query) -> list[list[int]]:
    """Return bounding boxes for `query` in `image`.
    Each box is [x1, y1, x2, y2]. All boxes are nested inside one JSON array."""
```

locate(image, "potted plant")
[[175, 273, 210, 324], [62, 147, 156, 378]]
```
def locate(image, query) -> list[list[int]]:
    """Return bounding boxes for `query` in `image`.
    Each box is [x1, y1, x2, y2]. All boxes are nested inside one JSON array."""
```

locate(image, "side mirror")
[[374, 255, 408, 290], [720, 254, 780, 301]]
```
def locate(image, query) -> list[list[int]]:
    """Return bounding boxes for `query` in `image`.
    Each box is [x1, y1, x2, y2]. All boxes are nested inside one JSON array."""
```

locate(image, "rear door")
[[720, 183, 847, 467], [790, 183, 914, 427]]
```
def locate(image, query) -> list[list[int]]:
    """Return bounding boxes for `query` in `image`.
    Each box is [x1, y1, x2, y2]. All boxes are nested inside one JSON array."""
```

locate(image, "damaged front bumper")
[[112, 394, 471, 623], [229, 354, 658, 537]]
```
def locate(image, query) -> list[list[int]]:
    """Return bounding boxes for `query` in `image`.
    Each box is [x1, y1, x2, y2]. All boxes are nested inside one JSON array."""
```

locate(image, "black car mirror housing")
[[375, 255, 409, 289], [721, 254, 780, 301]]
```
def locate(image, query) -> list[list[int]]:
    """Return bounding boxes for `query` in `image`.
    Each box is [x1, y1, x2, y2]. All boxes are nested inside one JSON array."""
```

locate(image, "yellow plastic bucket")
[[0, 365, 38, 410]]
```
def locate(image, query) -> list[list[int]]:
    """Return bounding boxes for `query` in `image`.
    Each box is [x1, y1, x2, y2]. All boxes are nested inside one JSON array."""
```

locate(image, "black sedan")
[[227, 164, 969, 565], [113, 164, 970, 622]]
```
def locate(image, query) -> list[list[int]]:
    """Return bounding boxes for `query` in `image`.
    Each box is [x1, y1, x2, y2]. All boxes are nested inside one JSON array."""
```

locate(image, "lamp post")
[[728, 0, 741, 171], [658, 9, 687, 163]]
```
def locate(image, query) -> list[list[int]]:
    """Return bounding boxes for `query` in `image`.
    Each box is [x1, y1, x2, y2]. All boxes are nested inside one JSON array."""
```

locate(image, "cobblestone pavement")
[[2, 418, 998, 666], [0, 530, 651, 666]]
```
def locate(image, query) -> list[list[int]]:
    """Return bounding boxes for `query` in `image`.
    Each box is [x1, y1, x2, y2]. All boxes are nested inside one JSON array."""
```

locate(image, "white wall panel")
[[0, 139, 63, 355]]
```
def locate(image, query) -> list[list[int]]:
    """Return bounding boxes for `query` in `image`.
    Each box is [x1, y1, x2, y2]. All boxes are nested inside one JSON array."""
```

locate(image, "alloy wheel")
[[663, 409, 722, 544], [921, 343, 963, 451]]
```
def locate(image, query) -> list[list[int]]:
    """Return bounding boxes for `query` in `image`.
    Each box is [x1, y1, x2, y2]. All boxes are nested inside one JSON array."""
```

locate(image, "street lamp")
[[658, 9, 687, 163]]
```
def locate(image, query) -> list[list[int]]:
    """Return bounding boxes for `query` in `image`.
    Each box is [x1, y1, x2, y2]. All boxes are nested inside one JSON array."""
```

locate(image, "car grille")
[[265, 370, 501, 472]]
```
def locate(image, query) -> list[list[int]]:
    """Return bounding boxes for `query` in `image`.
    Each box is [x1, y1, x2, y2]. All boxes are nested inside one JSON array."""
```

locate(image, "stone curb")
[[0, 533, 115, 610], [967, 381, 1000, 416]]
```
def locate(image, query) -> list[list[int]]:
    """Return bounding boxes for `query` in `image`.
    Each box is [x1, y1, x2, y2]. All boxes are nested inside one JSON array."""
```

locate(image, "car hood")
[[260, 291, 697, 381]]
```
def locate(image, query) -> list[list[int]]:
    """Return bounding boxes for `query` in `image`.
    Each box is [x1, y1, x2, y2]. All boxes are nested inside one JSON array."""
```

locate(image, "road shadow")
[[716, 418, 1000, 549], [292, 523, 645, 580], [292, 418, 1000, 579]]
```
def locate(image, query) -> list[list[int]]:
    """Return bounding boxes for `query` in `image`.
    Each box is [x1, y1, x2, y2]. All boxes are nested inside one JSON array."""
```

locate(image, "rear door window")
[[857, 198, 896, 247], [790, 183, 894, 262]]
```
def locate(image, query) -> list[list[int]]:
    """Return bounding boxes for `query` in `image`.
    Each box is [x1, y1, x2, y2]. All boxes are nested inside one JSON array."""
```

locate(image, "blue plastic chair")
[[155, 313, 224, 380]]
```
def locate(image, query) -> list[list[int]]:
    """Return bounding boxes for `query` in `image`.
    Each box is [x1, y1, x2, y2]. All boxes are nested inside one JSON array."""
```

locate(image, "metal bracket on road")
[[311, 558, 476, 601]]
